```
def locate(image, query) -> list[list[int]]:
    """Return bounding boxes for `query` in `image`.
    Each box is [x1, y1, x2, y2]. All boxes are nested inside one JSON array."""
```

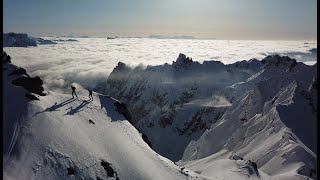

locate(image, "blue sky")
[[3, 0, 317, 39]]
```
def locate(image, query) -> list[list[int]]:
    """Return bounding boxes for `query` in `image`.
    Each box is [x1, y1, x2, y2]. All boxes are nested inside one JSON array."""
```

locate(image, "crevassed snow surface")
[[3, 38, 317, 91]]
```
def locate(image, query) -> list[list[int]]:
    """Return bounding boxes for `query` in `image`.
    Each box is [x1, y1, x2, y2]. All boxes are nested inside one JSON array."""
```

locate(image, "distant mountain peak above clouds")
[[3, 32, 57, 47], [261, 54, 298, 68], [148, 35, 195, 39]]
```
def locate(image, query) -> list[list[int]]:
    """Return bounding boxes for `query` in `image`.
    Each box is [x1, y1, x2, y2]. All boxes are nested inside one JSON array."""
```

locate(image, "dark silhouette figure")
[[64, 100, 90, 115], [89, 119, 95, 124], [71, 85, 78, 99], [87, 88, 93, 101], [33, 98, 76, 117]]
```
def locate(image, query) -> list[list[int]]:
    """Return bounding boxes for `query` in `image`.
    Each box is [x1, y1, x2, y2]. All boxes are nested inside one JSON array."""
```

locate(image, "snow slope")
[[97, 53, 317, 180], [3, 52, 202, 180], [96, 53, 263, 161], [3, 51, 277, 180], [180, 56, 317, 180]]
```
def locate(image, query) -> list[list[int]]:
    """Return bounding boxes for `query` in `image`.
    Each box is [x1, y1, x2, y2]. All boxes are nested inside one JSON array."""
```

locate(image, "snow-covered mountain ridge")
[[97, 53, 317, 179], [4, 51, 278, 180], [3, 33, 56, 47], [95, 53, 263, 161], [4, 51, 208, 180]]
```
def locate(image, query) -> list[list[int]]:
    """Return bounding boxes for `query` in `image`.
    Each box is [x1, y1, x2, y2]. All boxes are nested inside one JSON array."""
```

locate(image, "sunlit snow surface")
[[4, 38, 317, 91]]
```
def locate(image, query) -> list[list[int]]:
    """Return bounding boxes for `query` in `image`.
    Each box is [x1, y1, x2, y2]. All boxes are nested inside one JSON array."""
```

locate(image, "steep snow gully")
[[3, 51, 317, 180]]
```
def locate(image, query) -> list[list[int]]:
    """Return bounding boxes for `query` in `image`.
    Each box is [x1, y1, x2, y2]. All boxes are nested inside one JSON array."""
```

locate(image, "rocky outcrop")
[[33, 37, 57, 45], [261, 54, 297, 70], [3, 32, 56, 47], [3, 33, 37, 47], [12, 76, 45, 96], [173, 53, 198, 70], [114, 100, 152, 148], [3, 51, 11, 64], [4, 51, 46, 96], [181, 56, 317, 179], [96, 53, 264, 160]]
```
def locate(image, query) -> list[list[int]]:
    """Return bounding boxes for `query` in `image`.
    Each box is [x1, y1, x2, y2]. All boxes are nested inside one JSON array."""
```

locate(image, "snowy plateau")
[[3, 47, 317, 180]]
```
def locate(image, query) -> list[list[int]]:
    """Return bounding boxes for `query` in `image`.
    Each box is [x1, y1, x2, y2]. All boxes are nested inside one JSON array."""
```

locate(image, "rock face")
[[96, 53, 317, 179], [33, 37, 57, 45], [181, 56, 317, 179], [3, 51, 11, 63], [3, 32, 56, 47], [95, 53, 263, 160], [3, 51, 46, 96], [3, 33, 37, 47]]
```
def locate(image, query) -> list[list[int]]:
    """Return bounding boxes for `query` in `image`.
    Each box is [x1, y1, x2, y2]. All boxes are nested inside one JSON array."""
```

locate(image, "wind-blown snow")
[[3, 38, 317, 92]]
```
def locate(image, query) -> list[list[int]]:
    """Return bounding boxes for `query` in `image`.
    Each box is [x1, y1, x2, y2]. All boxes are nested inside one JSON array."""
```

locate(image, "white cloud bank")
[[4, 38, 317, 93]]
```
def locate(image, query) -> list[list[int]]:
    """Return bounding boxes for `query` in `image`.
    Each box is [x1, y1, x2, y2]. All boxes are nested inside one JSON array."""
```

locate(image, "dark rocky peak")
[[248, 58, 262, 67], [226, 58, 262, 71], [3, 51, 11, 64], [3, 32, 37, 47], [7, 32, 28, 37], [113, 61, 131, 73], [231, 60, 252, 69], [172, 53, 196, 70], [4, 51, 46, 96], [261, 54, 297, 69], [202, 60, 224, 66], [309, 48, 317, 54]]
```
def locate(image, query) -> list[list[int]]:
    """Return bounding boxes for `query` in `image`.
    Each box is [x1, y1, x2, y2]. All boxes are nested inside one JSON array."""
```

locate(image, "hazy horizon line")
[[3, 31, 317, 41]]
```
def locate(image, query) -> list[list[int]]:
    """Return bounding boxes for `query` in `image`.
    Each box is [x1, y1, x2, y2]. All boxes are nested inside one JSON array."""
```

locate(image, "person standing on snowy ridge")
[[71, 85, 78, 99], [87, 88, 93, 101]]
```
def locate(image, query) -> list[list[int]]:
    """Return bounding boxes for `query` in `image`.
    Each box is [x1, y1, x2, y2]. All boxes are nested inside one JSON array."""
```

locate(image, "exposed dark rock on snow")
[[9, 67, 30, 78], [67, 167, 75, 175], [100, 160, 119, 179], [4, 51, 46, 96], [114, 101, 152, 148], [96, 176, 103, 180], [141, 133, 152, 148], [114, 102, 132, 124], [3, 51, 11, 64], [231, 154, 244, 160], [25, 93, 40, 100], [12, 76, 45, 96]]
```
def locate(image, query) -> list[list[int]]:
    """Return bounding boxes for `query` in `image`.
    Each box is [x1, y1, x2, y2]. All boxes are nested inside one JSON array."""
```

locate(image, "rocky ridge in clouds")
[[96, 53, 317, 179], [95, 53, 265, 161], [4, 51, 277, 180], [3, 32, 57, 47]]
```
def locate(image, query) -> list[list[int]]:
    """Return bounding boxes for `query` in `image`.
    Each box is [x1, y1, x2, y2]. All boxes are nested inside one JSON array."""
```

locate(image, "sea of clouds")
[[4, 38, 317, 93]]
